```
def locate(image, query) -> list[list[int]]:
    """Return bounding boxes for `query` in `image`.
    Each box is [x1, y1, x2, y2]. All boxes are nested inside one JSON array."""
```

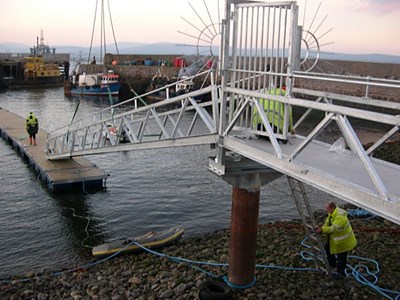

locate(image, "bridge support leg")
[[208, 155, 283, 287], [228, 174, 260, 287]]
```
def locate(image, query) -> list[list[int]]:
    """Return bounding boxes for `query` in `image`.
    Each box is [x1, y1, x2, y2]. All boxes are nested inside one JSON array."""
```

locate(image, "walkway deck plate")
[[0, 108, 108, 192], [219, 134, 400, 225]]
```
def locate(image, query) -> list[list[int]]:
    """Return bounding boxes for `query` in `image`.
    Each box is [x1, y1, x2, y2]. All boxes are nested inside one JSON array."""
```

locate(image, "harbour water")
[[0, 87, 334, 278]]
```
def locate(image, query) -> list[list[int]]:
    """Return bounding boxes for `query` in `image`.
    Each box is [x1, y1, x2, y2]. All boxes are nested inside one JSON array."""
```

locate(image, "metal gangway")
[[46, 0, 400, 286]]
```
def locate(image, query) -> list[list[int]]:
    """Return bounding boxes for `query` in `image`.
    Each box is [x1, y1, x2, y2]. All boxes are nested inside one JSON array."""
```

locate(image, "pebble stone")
[[0, 211, 399, 299]]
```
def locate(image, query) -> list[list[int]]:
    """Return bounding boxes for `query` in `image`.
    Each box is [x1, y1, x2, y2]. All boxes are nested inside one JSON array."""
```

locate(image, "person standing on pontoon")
[[26, 112, 39, 146]]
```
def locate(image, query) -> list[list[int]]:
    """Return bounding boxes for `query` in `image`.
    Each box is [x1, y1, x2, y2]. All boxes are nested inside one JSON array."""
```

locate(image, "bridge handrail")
[[292, 71, 400, 88], [48, 69, 214, 137], [48, 85, 215, 141], [292, 88, 400, 111], [226, 87, 400, 126], [226, 68, 400, 90]]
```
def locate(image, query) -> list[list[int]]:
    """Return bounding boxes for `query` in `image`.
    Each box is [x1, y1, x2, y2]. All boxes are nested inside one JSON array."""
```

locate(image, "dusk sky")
[[1, 0, 399, 56]]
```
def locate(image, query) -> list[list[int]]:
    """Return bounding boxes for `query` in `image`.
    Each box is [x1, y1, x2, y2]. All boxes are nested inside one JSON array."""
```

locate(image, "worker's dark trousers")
[[325, 241, 348, 276]]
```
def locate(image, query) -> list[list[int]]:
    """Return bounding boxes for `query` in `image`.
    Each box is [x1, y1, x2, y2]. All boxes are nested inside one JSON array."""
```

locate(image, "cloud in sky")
[[353, 0, 400, 15]]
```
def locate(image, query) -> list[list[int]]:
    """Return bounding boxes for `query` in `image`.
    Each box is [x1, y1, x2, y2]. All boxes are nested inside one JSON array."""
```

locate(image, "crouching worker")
[[26, 112, 39, 146], [253, 87, 295, 143], [315, 202, 357, 277]]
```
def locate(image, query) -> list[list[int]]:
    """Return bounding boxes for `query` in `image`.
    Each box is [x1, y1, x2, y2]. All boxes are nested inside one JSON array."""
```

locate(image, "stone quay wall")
[[103, 54, 400, 102], [296, 59, 400, 103]]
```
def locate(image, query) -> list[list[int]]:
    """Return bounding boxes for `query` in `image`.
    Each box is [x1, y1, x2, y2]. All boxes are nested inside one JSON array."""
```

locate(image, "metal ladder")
[[287, 176, 331, 275]]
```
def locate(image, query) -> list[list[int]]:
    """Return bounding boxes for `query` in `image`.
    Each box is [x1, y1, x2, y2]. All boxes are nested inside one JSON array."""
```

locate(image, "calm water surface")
[[0, 87, 333, 277]]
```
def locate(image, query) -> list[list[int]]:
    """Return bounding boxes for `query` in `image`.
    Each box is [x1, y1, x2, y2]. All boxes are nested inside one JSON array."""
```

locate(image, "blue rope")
[[347, 255, 400, 300], [347, 207, 376, 218], [222, 275, 256, 289], [2, 231, 399, 300], [132, 241, 223, 279], [300, 237, 400, 300], [133, 241, 258, 289], [0, 240, 138, 284]]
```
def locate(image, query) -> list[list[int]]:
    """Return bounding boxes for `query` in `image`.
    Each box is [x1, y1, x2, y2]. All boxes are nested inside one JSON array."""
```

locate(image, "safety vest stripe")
[[332, 231, 352, 241], [333, 221, 350, 232]]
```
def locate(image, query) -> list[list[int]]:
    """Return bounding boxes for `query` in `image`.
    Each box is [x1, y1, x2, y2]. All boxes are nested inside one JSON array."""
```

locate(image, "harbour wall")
[[110, 55, 400, 102], [105, 54, 400, 80], [296, 59, 400, 103]]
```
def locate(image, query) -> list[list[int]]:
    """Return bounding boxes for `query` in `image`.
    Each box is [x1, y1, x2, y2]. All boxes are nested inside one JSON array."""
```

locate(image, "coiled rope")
[[300, 237, 400, 300]]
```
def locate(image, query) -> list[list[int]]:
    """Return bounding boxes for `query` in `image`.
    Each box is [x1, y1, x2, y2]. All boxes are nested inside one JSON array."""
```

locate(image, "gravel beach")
[[1, 209, 399, 300]]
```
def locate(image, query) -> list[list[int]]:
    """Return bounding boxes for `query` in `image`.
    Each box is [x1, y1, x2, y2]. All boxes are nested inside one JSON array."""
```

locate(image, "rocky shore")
[[0, 210, 399, 300]]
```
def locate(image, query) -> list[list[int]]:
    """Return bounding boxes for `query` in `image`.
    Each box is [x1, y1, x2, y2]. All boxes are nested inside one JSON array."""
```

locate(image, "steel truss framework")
[[46, 0, 400, 225]]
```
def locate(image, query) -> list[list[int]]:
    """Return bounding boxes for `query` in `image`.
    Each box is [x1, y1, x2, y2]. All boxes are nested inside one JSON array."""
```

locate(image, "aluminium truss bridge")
[[46, 1, 400, 227]]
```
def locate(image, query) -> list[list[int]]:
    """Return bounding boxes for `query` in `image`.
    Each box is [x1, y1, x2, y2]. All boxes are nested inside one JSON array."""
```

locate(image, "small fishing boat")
[[175, 76, 195, 96], [144, 69, 171, 102], [92, 227, 184, 258], [68, 70, 121, 96], [64, 0, 121, 98]]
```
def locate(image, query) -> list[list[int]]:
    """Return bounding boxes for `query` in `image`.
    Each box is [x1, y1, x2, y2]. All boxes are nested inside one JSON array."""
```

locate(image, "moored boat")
[[92, 227, 184, 258], [67, 70, 121, 96], [23, 56, 64, 85], [64, 0, 122, 98]]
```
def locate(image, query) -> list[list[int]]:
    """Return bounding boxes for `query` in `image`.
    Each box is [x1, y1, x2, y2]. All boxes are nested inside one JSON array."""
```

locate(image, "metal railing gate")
[[220, 1, 301, 141]]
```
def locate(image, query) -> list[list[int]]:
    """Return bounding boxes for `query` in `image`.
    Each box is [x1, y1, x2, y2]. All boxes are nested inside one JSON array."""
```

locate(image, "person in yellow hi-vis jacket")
[[26, 112, 39, 146], [253, 86, 295, 143], [315, 202, 357, 277]]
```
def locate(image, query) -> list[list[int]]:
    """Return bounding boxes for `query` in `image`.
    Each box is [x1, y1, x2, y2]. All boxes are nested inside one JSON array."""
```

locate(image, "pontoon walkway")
[[0, 108, 108, 192]]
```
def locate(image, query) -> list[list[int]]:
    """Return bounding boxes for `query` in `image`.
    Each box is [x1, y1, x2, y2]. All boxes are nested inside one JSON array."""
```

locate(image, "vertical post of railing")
[[283, 3, 300, 139], [210, 70, 219, 130], [216, 0, 233, 166], [365, 76, 371, 98]]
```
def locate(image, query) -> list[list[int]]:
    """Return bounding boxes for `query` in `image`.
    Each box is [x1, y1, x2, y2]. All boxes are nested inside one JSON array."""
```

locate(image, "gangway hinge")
[[287, 176, 331, 276]]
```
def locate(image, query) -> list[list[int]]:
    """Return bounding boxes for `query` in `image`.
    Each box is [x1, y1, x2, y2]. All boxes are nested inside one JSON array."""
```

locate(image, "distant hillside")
[[1, 41, 399, 64], [119, 42, 199, 55], [0, 42, 32, 53], [318, 51, 400, 64]]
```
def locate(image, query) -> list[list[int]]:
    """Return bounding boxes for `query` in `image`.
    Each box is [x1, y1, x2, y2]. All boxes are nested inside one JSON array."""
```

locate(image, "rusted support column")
[[226, 173, 261, 287], [228, 186, 260, 286], [208, 155, 282, 288]]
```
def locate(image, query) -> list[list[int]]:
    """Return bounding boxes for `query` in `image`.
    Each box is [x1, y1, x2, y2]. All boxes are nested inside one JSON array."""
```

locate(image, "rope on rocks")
[[347, 256, 400, 300], [132, 241, 224, 279], [347, 208, 376, 218], [300, 237, 400, 300], [222, 275, 256, 289], [131, 241, 326, 290], [0, 240, 138, 285]]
